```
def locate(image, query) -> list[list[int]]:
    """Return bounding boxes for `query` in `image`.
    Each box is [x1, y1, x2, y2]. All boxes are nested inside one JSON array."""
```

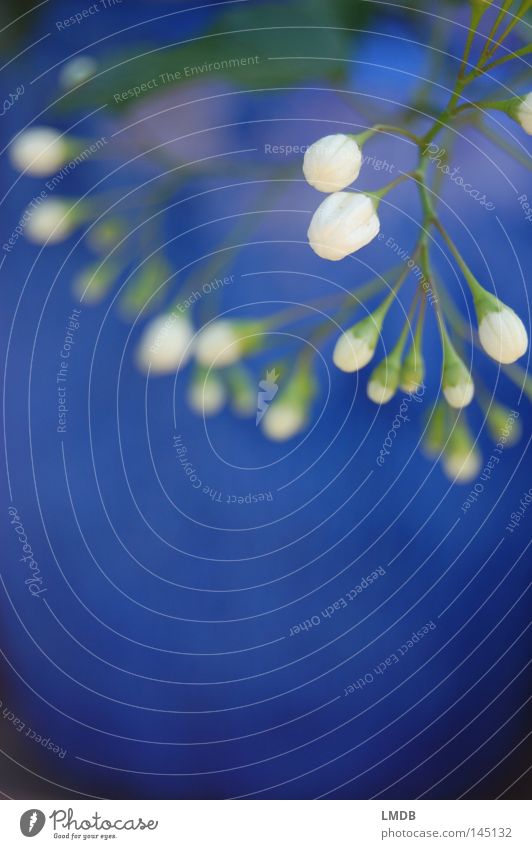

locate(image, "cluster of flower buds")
[[136, 311, 317, 441], [300, 122, 529, 483], [304, 134, 380, 261]]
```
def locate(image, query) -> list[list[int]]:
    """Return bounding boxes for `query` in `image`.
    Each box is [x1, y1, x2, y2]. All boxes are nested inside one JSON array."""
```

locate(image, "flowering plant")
[[9, 0, 531, 483]]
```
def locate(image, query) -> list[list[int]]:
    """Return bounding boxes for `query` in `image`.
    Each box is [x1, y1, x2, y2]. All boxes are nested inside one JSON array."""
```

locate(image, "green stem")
[[353, 124, 421, 146], [370, 171, 416, 205], [433, 218, 484, 301], [472, 42, 532, 77], [484, 0, 532, 61], [478, 0, 515, 66]]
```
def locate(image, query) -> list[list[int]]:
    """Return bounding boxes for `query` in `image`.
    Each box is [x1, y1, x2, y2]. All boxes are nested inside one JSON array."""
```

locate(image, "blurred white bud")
[[59, 56, 97, 89], [136, 314, 194, 374], [442, 345, 474, 409], [442, 417, 481, 483], [260, 368, 314, 442], [486, 402, 522, 446], [9, 127, 69, 176], [399, 344, 425, 394], [261, 403, 307, 441], [195, 320, 254, 368], [478, 305, 528, 364], [517, 92, 532, 135], [25, 199, 77, 244], [443, 377, 474, 409], [333, 313, 382, 373], [367, 380, 394, 405], [367, 354, 400, 404], [303, 134, 362, 193], [187, 370, 226, 416], [442, 446, 481, 483], [226, 365, 256, 417], [308, 191, 380, 261], [422, 403, 447, 458]]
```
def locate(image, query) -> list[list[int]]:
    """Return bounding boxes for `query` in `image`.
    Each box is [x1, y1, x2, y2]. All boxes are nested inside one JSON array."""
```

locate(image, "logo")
[[20, 810, 46, 837], [256, 368, 280, 425]]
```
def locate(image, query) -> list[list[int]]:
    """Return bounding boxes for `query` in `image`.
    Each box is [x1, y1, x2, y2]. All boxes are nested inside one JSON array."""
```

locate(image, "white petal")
[[478, 308, 528, 364], [59, 56, 97, 89], [25, 201, 73, 243], [10, 128, 67, 176], [188, 378, 226, 415], [333, 333, 374, 373], [443, 450, 481, 483], [517, 92, 532, 135], [443, 380, 474, 409], [308, 192, 380, 261], [367, 380, 395, 404], [137, 314, 194, 373], [195, 321, 241, 367], [303, 134, 362, 192], [261, 404, 305, 441]]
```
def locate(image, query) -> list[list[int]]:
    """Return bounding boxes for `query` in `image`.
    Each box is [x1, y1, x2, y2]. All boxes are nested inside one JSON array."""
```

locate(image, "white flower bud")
[[195, 320, 243, 368], [517, 92, 532, 135], [24, 199, 76, 244], [303, 134, 362, 192], [443, 378, 474, 409], [308, 192, 380, 261], [367, 378, 395, 405], [9, 127, 69, 176], [442, 416, 480, 483], [442, 447, 481, 483], [261, 403, 307, 441], [261, 368, 314, 441], [136, 314, 194, 374], [442, 346, 474, 409], [333, 334, 373, 372], [187, 371, 226, 416], [333, 313, 382, 373], [478, 305, 528, 364], [59, 56, 97, 89], [366, 353, 401, 404], [399, 343, 425, 394]]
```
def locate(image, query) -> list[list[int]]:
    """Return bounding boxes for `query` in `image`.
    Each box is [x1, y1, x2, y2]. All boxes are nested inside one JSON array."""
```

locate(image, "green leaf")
[[56, 0, 373, 113]]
